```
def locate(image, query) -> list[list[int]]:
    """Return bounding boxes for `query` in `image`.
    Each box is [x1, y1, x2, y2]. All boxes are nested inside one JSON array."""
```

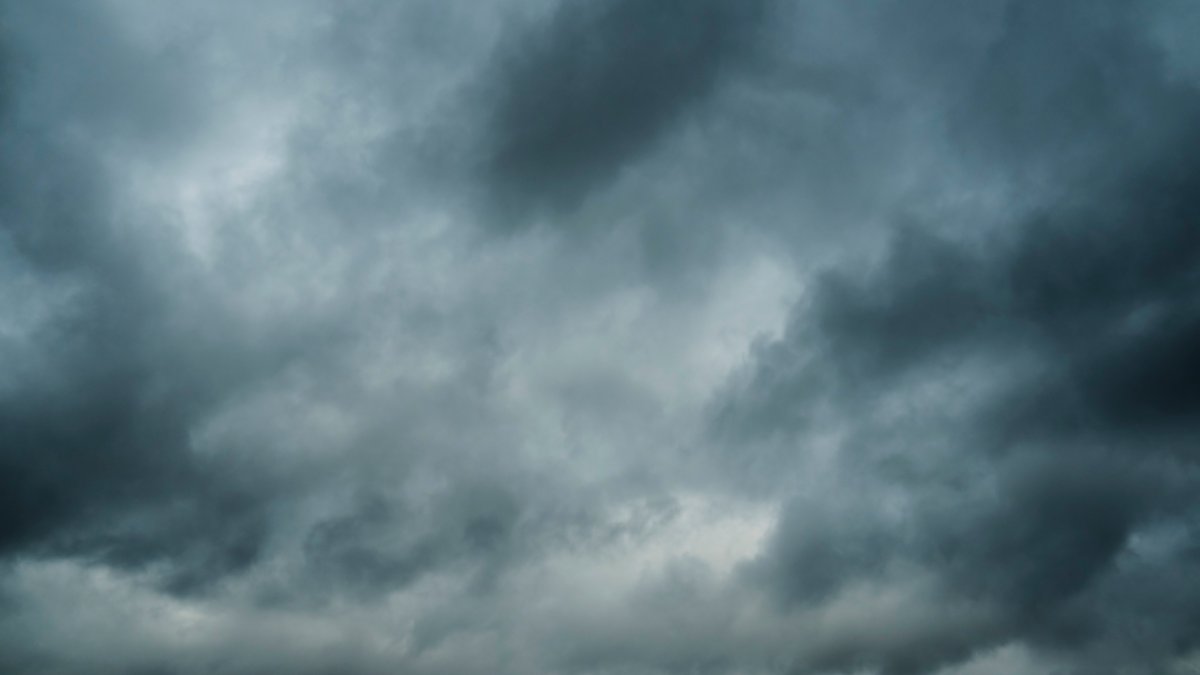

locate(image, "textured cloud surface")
[[3, 1, 1200, 673]]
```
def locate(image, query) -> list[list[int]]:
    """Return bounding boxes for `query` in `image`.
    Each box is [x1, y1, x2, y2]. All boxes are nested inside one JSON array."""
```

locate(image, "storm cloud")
[[484, 0, 764, 217], [2, 1, 1200, 673]]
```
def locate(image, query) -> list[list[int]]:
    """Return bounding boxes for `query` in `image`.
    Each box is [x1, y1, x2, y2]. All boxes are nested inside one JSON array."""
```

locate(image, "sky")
[[2, 1, 1200, 673]]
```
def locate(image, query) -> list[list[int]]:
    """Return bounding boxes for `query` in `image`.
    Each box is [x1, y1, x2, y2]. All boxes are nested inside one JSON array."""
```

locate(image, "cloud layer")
[[2, 1, 1200, 673]]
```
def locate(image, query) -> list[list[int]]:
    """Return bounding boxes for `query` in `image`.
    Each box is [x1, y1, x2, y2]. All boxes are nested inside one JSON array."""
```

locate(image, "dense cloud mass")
[[2, 1, 1200, 673]]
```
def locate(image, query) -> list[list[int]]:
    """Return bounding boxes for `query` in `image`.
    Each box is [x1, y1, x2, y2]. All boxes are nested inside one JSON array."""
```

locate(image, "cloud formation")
[[2, 1, 1200, 673], [484, 0, 764, 217]]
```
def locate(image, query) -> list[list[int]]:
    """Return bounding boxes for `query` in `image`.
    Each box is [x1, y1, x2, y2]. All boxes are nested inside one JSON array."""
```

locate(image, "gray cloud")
[[714, 3, 1200, 672], [2, 1, 1200, 674], [0, 1, 271, 593], [483, 0, 765, 220]]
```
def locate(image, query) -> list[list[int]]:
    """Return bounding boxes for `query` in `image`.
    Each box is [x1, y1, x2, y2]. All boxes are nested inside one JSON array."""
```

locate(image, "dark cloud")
[[3, 0, 1200, 673], [484, 0, 765, 219], [0, 1, 300, 595], [716, 3, 1200, 671], [954, 0, 1199, 179]]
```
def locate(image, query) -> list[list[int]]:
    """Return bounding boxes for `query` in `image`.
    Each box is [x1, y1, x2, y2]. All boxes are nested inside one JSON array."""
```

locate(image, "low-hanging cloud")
[[2, 1, 1200, 674]]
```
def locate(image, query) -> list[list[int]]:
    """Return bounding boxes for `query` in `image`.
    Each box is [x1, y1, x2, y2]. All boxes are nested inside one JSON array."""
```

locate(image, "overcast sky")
[[3, 1, 1200, 673]]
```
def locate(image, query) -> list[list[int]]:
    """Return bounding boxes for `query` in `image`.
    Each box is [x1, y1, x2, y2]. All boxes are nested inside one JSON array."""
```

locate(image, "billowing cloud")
[[2, 1, 1200, 673]]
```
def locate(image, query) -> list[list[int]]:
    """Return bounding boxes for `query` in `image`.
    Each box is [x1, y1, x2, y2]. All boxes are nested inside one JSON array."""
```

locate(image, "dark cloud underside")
[[2, 1, 1200, 674], [719, 4, 1200, 672], [485, 0, 764, 218]]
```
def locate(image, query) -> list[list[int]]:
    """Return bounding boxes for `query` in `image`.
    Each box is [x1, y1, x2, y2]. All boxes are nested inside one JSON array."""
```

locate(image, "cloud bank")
[[2, 1, 1200, 673]]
